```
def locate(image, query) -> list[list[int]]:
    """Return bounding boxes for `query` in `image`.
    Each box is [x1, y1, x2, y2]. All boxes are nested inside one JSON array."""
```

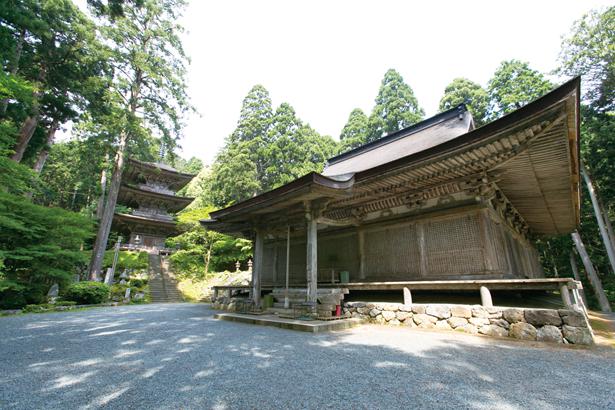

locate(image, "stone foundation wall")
[[343, 302, 593, 345]]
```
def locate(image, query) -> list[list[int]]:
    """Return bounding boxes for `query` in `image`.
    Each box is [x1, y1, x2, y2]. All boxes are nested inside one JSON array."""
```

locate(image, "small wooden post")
[[110, 236, 122, 279], [571, 232, 612, 312], [252, 230, 263, 309], [569, 250, 588, 306], [285, 225, 290, 309], [403, 287, 412, 305], [480, 286, 493, 307], [581, 164, 615, 274]]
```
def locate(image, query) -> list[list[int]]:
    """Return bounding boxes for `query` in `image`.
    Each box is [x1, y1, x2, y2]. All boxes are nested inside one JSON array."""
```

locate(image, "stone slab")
[[214, 313, 362, 333]]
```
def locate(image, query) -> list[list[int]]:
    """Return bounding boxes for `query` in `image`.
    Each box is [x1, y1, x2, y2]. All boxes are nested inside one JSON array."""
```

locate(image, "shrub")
[[129, 278, 148, 288], [54, 300, 77, 306], [101, 250, 148, 271], [64, 281, 110, 305], [0, 280, 26, 309], [22, 304, 49, 313]]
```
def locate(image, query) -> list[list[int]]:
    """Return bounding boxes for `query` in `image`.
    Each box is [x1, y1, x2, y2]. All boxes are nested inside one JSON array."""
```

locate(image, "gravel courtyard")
[[1, 303, 613, 409]]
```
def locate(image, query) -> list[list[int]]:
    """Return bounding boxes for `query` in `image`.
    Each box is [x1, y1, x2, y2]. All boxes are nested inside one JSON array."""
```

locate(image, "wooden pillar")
[[306, 213, 318, 304], [581, 164, 615, 274], [272, 243, 278, 284], [571, 232, 612, 313], [284, 225, 290, 309], [253, 229, 264, 308], [417, 222, 428, 277], [569, 250, 588, 306], [479, 210, 497, 272], [358, 227, 366, 280]]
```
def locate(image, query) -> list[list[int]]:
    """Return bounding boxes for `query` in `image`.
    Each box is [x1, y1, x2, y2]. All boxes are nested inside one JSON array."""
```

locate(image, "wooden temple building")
[[112, 159, 195, 252], [203, 78, 582, 308]]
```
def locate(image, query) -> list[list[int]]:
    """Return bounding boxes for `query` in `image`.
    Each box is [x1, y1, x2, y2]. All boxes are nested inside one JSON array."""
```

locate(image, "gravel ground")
[[0, 303, 613, 409]]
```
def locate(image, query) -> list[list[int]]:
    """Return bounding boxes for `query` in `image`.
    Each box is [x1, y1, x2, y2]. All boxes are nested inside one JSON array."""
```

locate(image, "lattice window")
[[364, 224, 420, 279], [425, 214, 484, 275]]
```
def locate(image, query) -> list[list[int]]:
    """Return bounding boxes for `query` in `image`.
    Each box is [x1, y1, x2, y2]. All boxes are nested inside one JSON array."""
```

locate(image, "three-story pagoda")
[[112, 159, 195, 251]]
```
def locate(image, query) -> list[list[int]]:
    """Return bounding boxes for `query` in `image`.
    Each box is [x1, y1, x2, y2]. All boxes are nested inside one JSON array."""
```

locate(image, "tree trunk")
[[96, 153, 109, 219], [11, 115, 39, 162], [571, 232, 612, 312], [32, 121, 59, 173], [598, 197, 615, 251], [0, 28, 26, 117], [581, 163, 615, 274], [88, 132, 129, 280]]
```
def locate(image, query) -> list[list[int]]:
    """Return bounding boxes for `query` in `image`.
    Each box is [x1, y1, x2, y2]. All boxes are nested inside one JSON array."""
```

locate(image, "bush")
[[101, 250, 148, 271], [0, 289, 27, 309], [0, 279, 26, 309], [54, 300, 76, 306], [129, 278, 148, 288], [64, 281, 110, 305], [22, 304, 49, 313]]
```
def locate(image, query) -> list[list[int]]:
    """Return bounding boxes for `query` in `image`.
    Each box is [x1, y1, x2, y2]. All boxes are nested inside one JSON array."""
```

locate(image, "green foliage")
[[64, 281, 110, 304], [208, 85, 338, 207], [167, 207, 252, 277], [366, 69, 424, 143], [339, 108, 369, 152], [129, 278, 147, 288], [557, 6, 614, 111], [101, 250, 148, 271], [439, 78, 489, 127], [36, 138, 108, 210], [0, 191, 93, 308], [487, 60, 553, 119]]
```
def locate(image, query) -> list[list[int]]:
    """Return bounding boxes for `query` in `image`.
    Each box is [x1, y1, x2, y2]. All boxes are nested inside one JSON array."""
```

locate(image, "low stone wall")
[[343, 302, 593, 345]]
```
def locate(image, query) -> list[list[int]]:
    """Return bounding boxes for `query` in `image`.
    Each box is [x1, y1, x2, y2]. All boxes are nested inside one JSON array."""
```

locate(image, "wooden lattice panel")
[[363, 224, 420, 279], [425, 214, 484, 276]]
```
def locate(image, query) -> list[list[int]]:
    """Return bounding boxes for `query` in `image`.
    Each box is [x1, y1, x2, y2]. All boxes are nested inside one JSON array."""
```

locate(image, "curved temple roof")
[[203, 77, 581, 237], [123, 158, 197, 191]]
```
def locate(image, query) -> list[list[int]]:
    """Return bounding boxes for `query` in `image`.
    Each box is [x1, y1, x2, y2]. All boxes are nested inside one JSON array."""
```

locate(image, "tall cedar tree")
[[366, 69, 424, 143], [0, 0, 106, 163], [487, 60, 552, 119], [339, 108, 369, 152], [439, 78, 489, 127], [557, 6, 614, 112], [209, 86, 338, 207], [88, 0, 192, 279]]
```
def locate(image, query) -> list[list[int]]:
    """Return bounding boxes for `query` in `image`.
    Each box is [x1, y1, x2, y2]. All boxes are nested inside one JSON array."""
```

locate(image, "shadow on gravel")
[[0, 304, 612, 409]]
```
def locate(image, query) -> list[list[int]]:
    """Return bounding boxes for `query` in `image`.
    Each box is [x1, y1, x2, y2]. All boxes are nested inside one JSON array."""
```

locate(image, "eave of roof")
[[353, 77, 580, 183], [118, 184, 194, 210], [208, 172, 355, 220], [113, 212, 178, 228]]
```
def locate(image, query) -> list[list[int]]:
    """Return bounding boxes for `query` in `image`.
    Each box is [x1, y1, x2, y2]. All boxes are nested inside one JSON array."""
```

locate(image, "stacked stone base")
[[344, 302, 593, 345]]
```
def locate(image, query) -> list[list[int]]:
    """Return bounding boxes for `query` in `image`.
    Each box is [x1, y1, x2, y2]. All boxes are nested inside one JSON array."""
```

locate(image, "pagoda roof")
[[113, 213, 179, 235], [117, 184, 194, 213], [123, 158, 196, 191], [203, 77, 581, 238]]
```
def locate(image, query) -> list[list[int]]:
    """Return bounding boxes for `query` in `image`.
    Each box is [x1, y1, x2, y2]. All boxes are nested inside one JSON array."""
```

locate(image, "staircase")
[[148, 253, 184, 303]]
